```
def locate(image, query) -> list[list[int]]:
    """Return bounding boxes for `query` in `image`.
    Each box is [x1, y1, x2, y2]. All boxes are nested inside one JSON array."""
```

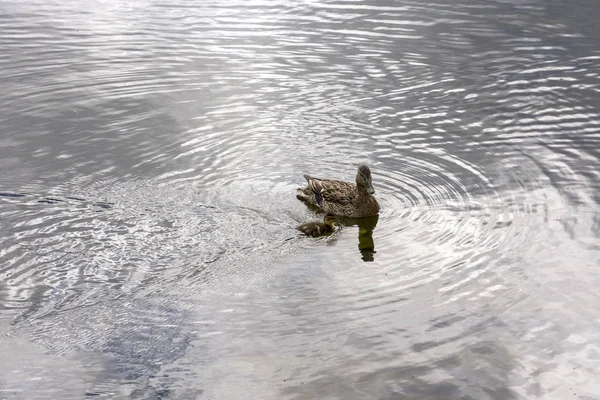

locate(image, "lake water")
[[1, 0, 599, 399]]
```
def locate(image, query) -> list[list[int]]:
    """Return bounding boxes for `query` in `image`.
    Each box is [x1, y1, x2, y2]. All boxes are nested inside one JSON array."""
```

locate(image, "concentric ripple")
[[1, 0, 600, 398]]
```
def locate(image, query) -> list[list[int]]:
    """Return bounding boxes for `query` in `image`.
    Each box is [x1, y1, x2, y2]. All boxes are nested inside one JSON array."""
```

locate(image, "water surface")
[[1, 0, 599, 399]]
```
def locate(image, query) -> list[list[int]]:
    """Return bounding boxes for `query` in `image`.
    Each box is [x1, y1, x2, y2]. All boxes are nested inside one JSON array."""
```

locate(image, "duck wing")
[[304, 175, 356, 205]]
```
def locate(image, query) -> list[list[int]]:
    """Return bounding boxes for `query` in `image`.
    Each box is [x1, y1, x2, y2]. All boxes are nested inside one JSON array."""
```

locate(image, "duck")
[[296, 165, 380, 218], [297, 214, 338, 237]]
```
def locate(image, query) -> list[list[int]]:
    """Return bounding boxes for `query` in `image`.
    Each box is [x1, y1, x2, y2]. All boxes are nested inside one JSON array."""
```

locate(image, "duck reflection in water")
[[338, 214, 379, 262]]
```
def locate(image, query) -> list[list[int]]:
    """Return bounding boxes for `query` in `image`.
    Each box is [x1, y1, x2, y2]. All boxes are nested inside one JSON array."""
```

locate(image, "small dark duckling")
[[297, 214, 338, 237]]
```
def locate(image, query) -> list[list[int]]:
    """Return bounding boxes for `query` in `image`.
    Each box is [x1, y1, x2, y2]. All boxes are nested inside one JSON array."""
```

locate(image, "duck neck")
[[357, 184, 370, 196]]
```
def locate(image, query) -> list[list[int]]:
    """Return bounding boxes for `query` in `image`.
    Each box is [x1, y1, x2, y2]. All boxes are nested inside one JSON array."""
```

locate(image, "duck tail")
[[296, 188, 311, 202]]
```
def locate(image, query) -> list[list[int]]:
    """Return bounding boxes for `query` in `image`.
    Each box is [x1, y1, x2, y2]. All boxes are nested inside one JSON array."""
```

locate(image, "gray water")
[[1, 0, 599, 399]]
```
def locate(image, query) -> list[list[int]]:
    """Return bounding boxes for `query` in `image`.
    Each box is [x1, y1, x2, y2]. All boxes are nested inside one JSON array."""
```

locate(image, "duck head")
[[356, 165, 375, 194]]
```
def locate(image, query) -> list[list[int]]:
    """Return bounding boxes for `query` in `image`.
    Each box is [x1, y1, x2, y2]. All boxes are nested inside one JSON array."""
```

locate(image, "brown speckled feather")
[[296, 166, 380, 218], [306, 177, 355, 206]]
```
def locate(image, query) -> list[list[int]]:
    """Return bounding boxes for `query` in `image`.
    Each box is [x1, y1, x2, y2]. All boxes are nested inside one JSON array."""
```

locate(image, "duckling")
[[296, 164, 380, 218], [297, 214, 338, 237]]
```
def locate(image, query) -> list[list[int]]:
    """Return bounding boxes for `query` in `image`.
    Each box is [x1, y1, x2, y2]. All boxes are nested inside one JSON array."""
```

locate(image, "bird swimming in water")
[[296, 214, 338, 237], [296, 164, 380, 218]]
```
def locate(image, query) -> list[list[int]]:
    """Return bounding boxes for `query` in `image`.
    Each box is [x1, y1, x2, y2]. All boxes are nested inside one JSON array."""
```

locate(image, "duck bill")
[[366, 182, 375, 194]]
